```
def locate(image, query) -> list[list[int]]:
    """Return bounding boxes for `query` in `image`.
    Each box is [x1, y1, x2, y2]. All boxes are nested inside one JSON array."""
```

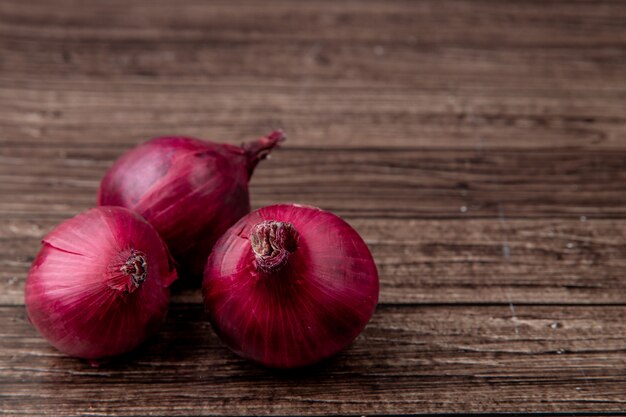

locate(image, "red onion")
[[202, 204, 379, 368], [25, 207, 177, 361], [97, 130, 284, 282]]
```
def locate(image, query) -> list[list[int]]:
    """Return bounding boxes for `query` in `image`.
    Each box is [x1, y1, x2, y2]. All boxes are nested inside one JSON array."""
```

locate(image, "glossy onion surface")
[[203, 204, 379, 368], [97, 131, 283, 282], [25, 207, 177, 360]]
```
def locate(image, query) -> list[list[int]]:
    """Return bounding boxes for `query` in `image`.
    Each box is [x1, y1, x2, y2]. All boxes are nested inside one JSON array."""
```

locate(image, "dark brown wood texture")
[[1, 0, 625, 415]]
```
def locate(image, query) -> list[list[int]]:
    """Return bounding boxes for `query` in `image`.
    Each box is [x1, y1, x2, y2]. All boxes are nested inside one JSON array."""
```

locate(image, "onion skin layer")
[[203, 204, 379, 368], [25, 207, 177, 361], [97, 131, 283, 283]]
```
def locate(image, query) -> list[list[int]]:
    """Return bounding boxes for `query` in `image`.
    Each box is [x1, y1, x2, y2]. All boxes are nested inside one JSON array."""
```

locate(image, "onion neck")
[[250, 221, 298, 272], [242, 130, 285, 178], [109, 249, 148, 293]]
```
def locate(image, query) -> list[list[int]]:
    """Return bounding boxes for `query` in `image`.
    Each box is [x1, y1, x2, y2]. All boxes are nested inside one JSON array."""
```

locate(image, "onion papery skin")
[[25, 207, 177, 361], [97, 131, 284, 282], [203, 204, 379, 368]]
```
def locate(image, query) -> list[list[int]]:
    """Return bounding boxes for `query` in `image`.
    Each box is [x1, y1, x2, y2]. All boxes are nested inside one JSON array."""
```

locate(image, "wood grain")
[[1, 304, 625, 415], [3, 218, 626, 306], [3, 147, 626, 220], [1, 79, 625, 149], [1, 0, 625, 414], [1, 0, 625, 149]]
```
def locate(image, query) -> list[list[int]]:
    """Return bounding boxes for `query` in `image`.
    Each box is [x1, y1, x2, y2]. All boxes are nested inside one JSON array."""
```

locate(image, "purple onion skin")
[[97, 131, 283, 283], [25, 207, 177, 361], [203, 204, 379, 368]]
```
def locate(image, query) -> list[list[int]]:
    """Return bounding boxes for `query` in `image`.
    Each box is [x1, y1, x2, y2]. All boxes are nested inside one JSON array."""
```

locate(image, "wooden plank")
[[2, 147, 626, 220], [1, 304, 625, 414], [2, 0, 625, 47], [3, 218, 626, 306], [0, 0, 624, 149], [1, 80, 624, 149], [1, 0, 625, 80]]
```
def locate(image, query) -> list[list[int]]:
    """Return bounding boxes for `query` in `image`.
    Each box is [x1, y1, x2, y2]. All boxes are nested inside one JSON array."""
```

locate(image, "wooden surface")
[[1, 0, 626, 415]]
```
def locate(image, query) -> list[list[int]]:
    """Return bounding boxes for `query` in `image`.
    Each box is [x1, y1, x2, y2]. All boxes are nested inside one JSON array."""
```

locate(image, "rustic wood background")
[[1, 0, 626, 414]]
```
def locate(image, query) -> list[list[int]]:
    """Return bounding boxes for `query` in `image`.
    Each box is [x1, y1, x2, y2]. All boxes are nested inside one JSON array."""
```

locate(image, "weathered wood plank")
[[0, 0, 624, 149], [1, 304, 625, 414], [1, 80, 624, 149], [2, 218, 626, 306], [2, 147, 626, 220], [1, 0, 625, 82], [2, 0, 625, 47]]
